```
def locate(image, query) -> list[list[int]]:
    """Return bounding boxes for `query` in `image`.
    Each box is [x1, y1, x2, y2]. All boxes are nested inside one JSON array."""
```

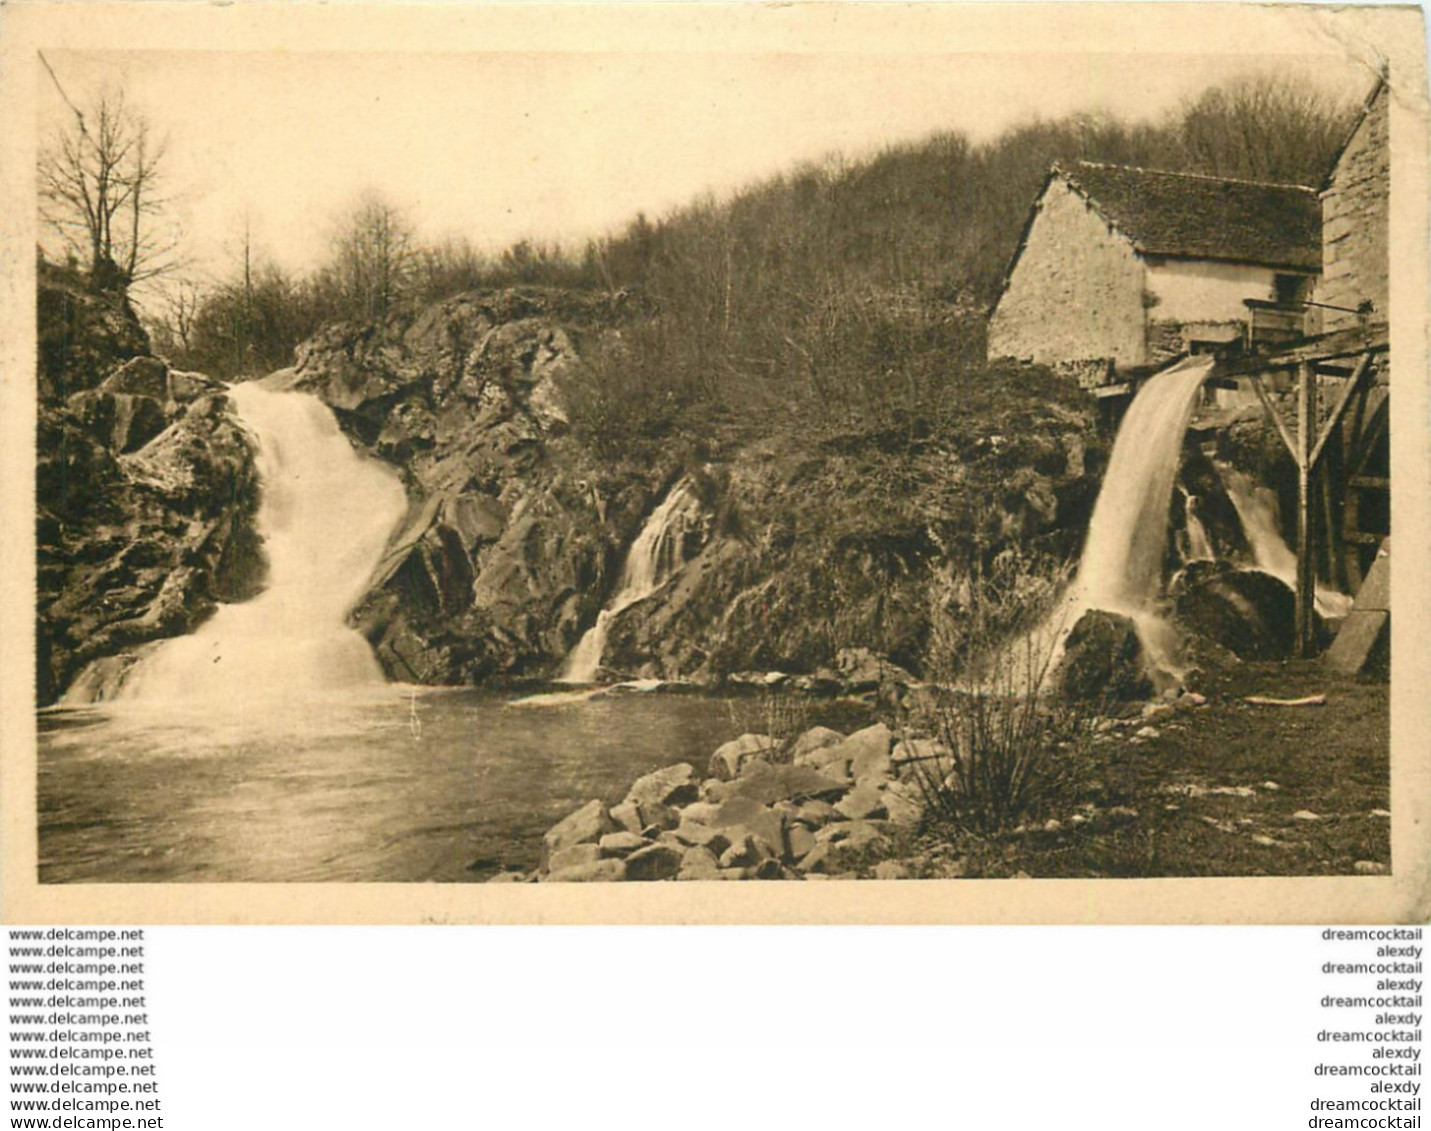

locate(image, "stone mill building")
[[986, 161, 1322, 385], [985, 72, 1393, 669]]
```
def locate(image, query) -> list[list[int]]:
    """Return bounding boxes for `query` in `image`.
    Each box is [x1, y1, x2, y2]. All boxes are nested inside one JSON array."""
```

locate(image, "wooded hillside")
[[136, 76, 1352, 455]]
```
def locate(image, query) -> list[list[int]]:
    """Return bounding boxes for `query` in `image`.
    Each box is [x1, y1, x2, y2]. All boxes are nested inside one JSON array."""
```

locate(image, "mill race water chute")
[[1015, 354, 1218, 685]]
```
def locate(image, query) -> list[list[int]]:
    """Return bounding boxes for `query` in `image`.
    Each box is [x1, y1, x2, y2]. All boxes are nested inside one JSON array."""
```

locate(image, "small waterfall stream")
[[559, 478, 704, 683], [107, 381, 408, 709], [1219, 465, 1352, 619], [1178, 488, 1216, 564]]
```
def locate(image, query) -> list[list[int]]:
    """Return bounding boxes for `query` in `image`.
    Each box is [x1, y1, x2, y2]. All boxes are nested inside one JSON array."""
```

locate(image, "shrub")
[[725, 688, 814, 765], [908, 676, 1093, 837], [908, 550, 1095, 835]]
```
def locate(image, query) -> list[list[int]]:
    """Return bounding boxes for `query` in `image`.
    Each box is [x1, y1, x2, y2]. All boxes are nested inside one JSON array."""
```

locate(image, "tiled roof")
[[1059, 161, 1322, 270]]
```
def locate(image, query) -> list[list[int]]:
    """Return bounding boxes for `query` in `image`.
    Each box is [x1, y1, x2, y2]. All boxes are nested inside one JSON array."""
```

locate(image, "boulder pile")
[[499, 723, 937, 882]]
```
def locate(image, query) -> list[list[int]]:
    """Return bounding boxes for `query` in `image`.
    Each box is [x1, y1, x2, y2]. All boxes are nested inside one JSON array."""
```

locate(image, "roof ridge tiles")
[[1067, 160, 1317, 194]]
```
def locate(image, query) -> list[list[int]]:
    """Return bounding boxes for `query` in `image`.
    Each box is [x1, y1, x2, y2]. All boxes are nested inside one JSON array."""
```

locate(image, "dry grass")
[[904, 551, 1097, 836], [901, 661, 1389, 878]]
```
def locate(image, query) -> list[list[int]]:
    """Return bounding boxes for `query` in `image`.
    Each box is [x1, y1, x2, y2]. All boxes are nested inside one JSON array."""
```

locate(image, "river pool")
[[38, 687, 865, 883]]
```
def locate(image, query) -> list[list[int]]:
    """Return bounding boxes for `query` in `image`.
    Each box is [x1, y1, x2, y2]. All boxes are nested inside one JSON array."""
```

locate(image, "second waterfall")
[[559, 479, 705, 683]]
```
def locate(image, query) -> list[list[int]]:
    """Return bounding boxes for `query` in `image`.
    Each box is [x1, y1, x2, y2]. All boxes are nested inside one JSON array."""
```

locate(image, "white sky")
[[39, 48, 1375, 285]]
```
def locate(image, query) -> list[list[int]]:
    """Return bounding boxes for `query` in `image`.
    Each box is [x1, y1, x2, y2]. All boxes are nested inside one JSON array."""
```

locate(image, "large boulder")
[[844, 723, 894, 783], [1171, 562, 1298, 661], [625, 763, 700, 810], [622, 842, 683, 881], [541, 800, 613, 867], [546, 843, 603, 873], [166, 369, 226, 406], [37, 383, 264, 705], [1055, 610, 1153, 702], [800, 723, 892, 784], [66, 390, 169, 454], [597, 831, 648, 859], [708, 733, 774, 781], [788, 726, 845, 759], [834, 784, 887, 821], [101, 355, 170, 400], [881, 780, 926, 830], [722, 763, 848, 807]]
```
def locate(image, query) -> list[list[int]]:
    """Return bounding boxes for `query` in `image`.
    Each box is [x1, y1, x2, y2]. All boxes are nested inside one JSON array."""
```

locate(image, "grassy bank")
[[899, 661, 1389, 879]]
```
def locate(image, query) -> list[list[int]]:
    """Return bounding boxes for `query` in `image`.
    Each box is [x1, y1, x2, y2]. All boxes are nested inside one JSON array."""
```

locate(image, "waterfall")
[[1219, 464, 1352, 619], [1021, 355, 1215, 684], [559, 478, 703, 683], [1178, 487, 1216, 564], [1077, 356, 1215, 616], [103, 381, 407, 709]]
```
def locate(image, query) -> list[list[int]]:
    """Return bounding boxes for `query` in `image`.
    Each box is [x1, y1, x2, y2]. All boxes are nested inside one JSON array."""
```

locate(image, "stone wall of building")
[[987, 178, 1148, 369], [1321, 83, 1389, 331], [1144, 258, 1287, 323], [1145, 320, 1190, 366]]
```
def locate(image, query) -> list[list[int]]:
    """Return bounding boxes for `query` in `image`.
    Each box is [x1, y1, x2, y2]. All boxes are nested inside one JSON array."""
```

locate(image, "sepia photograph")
[[3, 3, 1427, 922]]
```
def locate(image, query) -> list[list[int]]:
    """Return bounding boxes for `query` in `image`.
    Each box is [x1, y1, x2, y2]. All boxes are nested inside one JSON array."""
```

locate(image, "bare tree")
[[1176, 75, 1355, 185], [147, 275, 203, 360], [328, 191, 416, 323], [38, 86, 175, 289]]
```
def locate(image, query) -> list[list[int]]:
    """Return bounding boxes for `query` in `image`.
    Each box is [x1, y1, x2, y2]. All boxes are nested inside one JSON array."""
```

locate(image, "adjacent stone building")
[[987, 161, 1321, 384], [1320, 76, 1389, 332], [1319, 74, 1392, 594]]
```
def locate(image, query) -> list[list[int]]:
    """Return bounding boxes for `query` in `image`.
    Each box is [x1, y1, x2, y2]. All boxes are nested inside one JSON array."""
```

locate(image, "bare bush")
[[909, 551, 1095, 835]]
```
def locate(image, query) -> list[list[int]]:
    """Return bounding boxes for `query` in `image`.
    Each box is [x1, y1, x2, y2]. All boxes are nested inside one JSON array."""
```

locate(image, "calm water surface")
[[38, 687, 770, 883]]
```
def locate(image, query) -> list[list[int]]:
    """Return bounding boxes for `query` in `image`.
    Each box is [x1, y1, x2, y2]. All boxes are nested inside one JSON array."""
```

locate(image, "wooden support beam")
[[1348, 378, 1371, 464], [1321, 434, 1344, 590], [1252, 374, 1298, 460], [1349, 396, 1390, 477], [1309, 351, 1376, 472], [1219, 323, 1388, 376], [1342, 481, 1365, 592], [1295, 362, 1317, 657]]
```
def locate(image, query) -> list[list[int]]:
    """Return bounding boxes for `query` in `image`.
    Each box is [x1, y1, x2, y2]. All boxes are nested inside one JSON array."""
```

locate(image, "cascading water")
[[559, 478, 704, 683], [1219, 464, 1352, 619], [104, 381, 408, 710], [1030, 355, 1217, 681], [1077, 356, 1215, 617], [1178, 488, 1216, 564]]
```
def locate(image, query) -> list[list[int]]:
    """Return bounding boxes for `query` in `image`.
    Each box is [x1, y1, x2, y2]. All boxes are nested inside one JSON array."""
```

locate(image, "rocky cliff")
[[286, 288, 678, 683], [36, 264, 263, 705], [289, 288, 1107, 687], [35, 267, 1344, 705]]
